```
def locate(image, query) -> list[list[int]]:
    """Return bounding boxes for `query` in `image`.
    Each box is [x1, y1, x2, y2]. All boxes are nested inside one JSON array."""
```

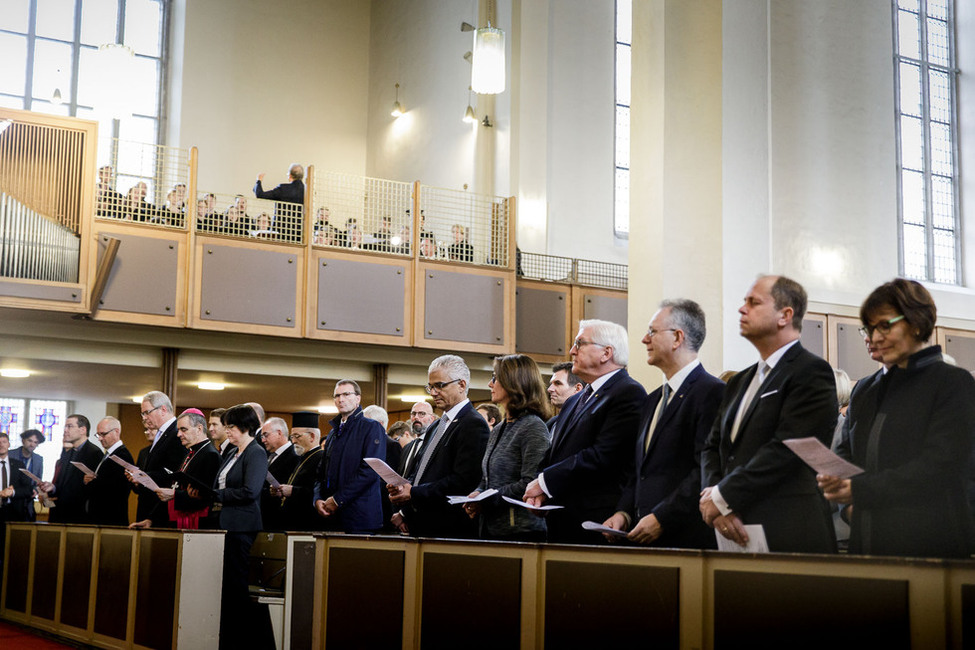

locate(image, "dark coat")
[[838, 346, 975, 558], [314, 408, 386, 533], [702, 342, 838, 554], [617, 364, 724, 549], [214, 440, 268, 533], [541, 369, 647, 543], [84, 444, 134, 526], [1, 456, 34, 522], [279, 448, 323, 531], [403, 402, 489, 539], [8, 447, 42, 520], [135, 420, 188, 526], [49, 440, 104, 524], [172, 440, 223, 520], [262, 444, 300, 532]]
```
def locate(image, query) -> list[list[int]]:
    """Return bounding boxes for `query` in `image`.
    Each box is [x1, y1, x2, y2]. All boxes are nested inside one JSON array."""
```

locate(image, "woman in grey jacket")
[[466, 354, 552, 541]]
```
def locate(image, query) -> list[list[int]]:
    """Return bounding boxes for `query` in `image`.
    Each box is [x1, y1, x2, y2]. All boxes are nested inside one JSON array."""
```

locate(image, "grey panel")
[[0, 279, 82, 302], [945, 335, 975, 373], [97, 232, 178, 315], [583, 293, 627, 326], [800, 319, 825, 359], [424, 269, 505, 345], [836, 322, 882, 381], [515, 286, 568, 355], [317, 258, 406, 337], [200, 245, 297, 326]]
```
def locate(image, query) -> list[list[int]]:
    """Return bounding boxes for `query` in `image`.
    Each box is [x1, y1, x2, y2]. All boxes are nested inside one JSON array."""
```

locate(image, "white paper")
[[70, 461, 96, 478], [109, 455, 161, 491], [364, 457, 409, 486], [18, 468, 43, 483], [715, 525, 769, 553], [581, 520, 629, 537], [783, 437, 864, 479], [501, 495, 564, 511], [447, 488, 499, 505], [265, 471, 281, 489]]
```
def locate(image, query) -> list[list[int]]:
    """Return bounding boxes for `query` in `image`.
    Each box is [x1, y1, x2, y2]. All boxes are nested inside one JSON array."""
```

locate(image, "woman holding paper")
[[464, 354, 552, 541], [818, 279, 975, 558]]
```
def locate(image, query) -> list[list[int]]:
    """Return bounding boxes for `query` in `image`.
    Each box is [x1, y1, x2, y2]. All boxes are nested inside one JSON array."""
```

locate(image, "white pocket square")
[[759, 389, 779, 399]]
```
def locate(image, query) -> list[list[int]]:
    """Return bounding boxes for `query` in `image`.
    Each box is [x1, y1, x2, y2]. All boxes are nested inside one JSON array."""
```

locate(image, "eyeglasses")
[[425, 379, 461, 394], [646, 328, 678, 338], [95, 428, 118, 438], [572, 338, 607, 350], [141, 405, 162, 418], [410, 410, 430, 417], [333, 391, 358, 399], [858, 315, 906, 339]]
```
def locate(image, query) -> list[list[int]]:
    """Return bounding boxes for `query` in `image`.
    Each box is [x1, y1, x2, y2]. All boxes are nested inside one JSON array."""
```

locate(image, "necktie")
[[731, 361, 768, 442], [404, 438, 424, 476], [414, 416, 449, 484], [644, 383, 671, 453], [1, 459, 7, 490]]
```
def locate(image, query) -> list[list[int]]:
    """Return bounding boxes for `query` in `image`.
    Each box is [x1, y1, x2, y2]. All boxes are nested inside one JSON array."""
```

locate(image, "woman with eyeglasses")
[[818, 279, 975, 558], [464, 354, 552, 542], [193, 404, 268, 648]]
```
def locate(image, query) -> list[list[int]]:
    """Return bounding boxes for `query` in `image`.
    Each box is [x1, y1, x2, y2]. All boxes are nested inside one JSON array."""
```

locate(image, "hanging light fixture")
[[391, 83, 404, 118], [463, 86, 477, 124], [471, 23, 505, 94]]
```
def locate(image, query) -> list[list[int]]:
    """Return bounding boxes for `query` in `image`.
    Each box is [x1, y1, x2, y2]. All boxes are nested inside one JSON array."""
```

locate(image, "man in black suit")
[[389, 355, 489, 539], [545, 361, 584, 431], [524, 319, 646, 543], [253, 163, 304, 241], [130, 391, 187, 528], [700, 275, 837, 553], [208, 408, 234, 459], [603, 300, 725, 548], [274, 412, 324, 531], [84, 417, 134, 526], [398, 401, 435, 477], [40, 414, 103, 524], [0, 431, 33, 562], [261, 417, 299, 531]]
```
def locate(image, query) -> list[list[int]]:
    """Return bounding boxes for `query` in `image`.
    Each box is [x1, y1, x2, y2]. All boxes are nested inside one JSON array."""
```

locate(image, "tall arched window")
[[894, 0, 959, 283]]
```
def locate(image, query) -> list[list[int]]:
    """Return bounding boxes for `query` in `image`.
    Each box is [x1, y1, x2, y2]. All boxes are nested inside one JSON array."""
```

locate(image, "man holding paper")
[[40, 414, 103, 524], [603, 300, 724, 548], [0, 432, 33, 561], [83, 417, 134, 526], [261, 417, 298, 532], [700, 275, 837, 553]]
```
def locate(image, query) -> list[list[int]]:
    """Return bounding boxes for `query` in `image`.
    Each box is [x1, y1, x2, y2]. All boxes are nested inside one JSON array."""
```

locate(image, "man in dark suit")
[[700, 275, 837, 553], [9, 428, 44, 521], [398, 401, 435, 477], [261, 417, 299, 531], [545, 361, 584, 431], [253, 163, 304, 241], [1, 432, 33, 562], [130, 391, 187, 528], [524, 319, 647, 544], [274, 412, 324, 531], [84, 417, 134, 526], [603, 300, 725, 548], [40, 413, 103, 524], [389, 355, 489, 539]]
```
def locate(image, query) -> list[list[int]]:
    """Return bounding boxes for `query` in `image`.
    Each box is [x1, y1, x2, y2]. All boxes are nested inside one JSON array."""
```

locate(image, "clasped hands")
[[314, 496, 338, 518], [699, 487, 749, 546]]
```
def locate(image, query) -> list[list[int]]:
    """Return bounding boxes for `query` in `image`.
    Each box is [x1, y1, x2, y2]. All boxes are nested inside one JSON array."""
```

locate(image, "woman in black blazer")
[[207, 404, 268, 649], [819, 279, 975, 558]]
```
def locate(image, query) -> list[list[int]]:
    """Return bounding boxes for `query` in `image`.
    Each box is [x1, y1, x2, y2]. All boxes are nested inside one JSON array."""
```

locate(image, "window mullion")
[[24, 0, 38, 110], [68, 0, 82, 117], [919, 1, 936, 281]]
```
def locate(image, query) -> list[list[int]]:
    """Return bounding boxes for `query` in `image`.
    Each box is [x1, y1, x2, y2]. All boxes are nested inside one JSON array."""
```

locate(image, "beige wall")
[[168, 0, 371, 194]]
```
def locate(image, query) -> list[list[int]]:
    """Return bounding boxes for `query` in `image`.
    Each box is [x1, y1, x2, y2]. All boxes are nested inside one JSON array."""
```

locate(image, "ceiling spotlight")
[[52, 88, 63, 105], [461, 21, 475, 32], [397, 394, 432, 403], [0, 369, 31, 378], [463, 86, 477, 124], [197, 382, 226, 390], [318, 405, 339, 415], [391, 82, 404, 118], [463, 51, 472, 63], [482, 115, 494, 128]]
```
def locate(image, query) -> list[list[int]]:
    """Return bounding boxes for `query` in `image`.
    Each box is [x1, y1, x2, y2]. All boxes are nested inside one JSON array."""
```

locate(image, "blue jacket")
[[314, 407, 386, 533], [213, 439, 268, 533]]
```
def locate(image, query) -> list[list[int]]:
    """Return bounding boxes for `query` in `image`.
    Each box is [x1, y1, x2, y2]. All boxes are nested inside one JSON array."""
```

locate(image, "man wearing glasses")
[[398, 401, 436, 477], [39, 414, 104, 524], [388, 355, 489, 538], [83, 416, 135, 526], [131, 391, 187, 527], [524, 319, 647, 543], [313, 380, 386, 533]]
